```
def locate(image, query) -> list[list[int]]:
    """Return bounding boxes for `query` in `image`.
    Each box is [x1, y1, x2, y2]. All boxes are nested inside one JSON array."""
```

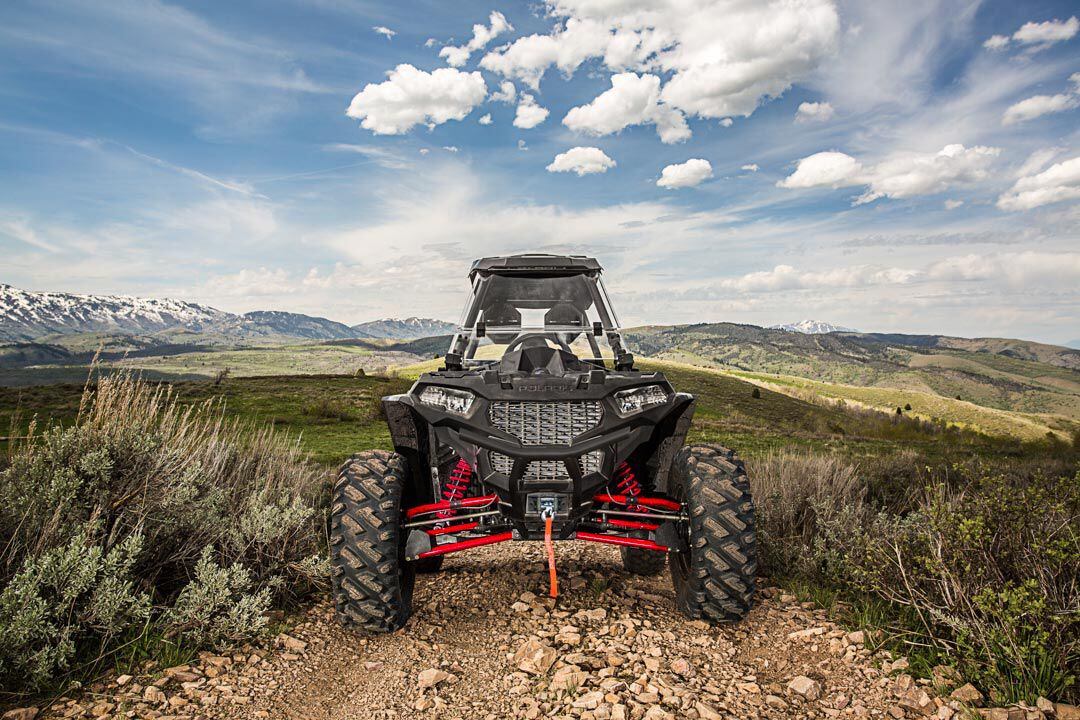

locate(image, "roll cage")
[[443, 254, 635, 371]]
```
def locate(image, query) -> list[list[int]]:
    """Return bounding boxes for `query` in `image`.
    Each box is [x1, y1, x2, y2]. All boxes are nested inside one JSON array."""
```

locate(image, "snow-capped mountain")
[[770, 320, 857, 334], [351, 317, 456, 340], [0, 283, 458, 343], [0, 283, 229, 342]]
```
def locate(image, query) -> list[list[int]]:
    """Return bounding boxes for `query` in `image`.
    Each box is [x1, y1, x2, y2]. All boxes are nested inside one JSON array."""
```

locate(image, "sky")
[[1, 0, 1078, 344]]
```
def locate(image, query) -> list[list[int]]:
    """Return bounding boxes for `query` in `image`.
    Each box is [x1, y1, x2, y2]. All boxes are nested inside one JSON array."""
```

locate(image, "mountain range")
[[0, 284, 454, 343], [770, 320, 857, 334]]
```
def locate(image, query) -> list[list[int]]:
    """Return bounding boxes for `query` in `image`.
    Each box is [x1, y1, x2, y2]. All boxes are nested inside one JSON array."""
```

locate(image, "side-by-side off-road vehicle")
[[330, 254, 756, 631]]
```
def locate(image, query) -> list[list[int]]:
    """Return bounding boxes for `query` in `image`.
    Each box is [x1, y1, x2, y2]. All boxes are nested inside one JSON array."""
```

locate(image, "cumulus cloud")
[[491, 80, 517, 104], [372, 26, 396, 40], [926, 252, 1080, 287], [478, 113, 492, 125], [719, 118, 734, 127], [777, 151, 862, 189], [718, 264, 919, 293], [779, 144, 1000, 205], [795, 101, 835, 123], [346, 64, 487, 135], [741, 164, 759, 173], [513, 94, 550, 129], [563, 73, 689, 143], [1012, 16, 1079, 47], [984, 16, 1079, 52], [546, 147, 616, 176], [997, 156, 1080, 211], [439, 11, 513, 67], [657, 159, 712, 189], [480, 0, 839, 121], [944, 199, 964, 210], [1003, 93, 1079, 125]]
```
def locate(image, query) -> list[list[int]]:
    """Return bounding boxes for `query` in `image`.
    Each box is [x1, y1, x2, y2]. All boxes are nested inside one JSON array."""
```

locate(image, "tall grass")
[[0, 372, 326, 692], [748, 451, 1080, 704]]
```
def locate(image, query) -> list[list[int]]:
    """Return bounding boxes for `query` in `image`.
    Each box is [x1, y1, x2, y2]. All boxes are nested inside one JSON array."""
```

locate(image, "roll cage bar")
[[443, 256, 635, 371]]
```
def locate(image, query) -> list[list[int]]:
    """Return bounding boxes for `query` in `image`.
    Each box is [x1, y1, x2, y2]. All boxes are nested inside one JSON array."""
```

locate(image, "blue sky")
[[1, 0, 1078, 343]]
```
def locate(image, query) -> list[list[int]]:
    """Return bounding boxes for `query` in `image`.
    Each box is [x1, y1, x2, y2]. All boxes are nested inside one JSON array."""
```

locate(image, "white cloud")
[[983, 34, 1010, 51], [346, 64, 487, 135], [439, 11, 513, 67], [741, 164, 759, 173], [719, 118, 733, 127], [563, 73, 689, 143], [795, 101, 835, 123], [997, 156, 1080, 211], [718, 264, 919, 293], [779, 145, 1000, 204], [372, 26, 396, 40], [944, 199, 964, 210], [480, 0, 839, 121], [442, 146, 459, 153], [1012, 16, 1079, 48], [517, 139, 528, 151], [926, 252, 1080, 288], [1002, 93, 1079, 125], [204, 267, 295, 297], [324, 143, 411, 170], [546, 147, 616, 176], [491, 80, 517, 104], [478, 113, 493, 125], [513, 94, 550, 129], [777, 151, 862, 189], [425, 38, 437, 48], [657, 159, 712, 189]]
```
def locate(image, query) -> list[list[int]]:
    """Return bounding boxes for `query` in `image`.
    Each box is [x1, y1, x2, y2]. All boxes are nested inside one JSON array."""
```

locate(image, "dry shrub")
[[0, 372, 327, 691], [747, 451, 866, 576]]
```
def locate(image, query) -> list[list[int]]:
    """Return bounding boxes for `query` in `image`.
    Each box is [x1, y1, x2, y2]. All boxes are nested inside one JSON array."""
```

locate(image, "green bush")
[[0, 372, 327, 691], [750, 451, 1080, 703]]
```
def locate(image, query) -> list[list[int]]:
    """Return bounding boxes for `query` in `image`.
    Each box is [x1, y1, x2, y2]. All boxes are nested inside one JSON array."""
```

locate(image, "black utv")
[[330, 254, 756, 631]]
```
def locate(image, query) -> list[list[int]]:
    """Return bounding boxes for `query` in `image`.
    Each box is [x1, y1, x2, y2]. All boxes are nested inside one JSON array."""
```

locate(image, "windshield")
[[446, 272, 633, 369]]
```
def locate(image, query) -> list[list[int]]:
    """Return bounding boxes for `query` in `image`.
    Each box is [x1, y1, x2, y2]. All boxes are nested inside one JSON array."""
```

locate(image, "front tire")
[[669, 444, 756, 622], [330, 450, 415, 632]]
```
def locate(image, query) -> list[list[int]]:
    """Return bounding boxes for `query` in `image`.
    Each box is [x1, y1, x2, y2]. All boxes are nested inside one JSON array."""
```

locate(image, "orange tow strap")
[[544, 514, 558, 598]]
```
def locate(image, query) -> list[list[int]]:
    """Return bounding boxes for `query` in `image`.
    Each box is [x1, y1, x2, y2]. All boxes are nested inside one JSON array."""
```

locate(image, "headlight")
[[613, 385, 669, 416], [419, 386, 476, 416]]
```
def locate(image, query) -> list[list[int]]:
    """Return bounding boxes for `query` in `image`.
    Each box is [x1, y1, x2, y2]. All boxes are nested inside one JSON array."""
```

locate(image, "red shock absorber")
[[436, 458, 473, 519], [613, 461, 647, 511]]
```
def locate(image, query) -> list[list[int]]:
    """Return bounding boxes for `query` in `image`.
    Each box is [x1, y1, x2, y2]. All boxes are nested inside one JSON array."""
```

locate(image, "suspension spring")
[[613, 461, 647, 512], [436, 458, 473, 519]]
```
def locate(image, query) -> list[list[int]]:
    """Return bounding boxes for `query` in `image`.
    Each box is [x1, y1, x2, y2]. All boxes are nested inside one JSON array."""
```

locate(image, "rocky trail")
[[25, 543, 1070, 720]]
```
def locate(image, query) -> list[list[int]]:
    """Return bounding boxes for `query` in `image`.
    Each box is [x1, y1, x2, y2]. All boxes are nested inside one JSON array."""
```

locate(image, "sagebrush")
[[749, 451, 1079, 703], [0, 372, 327, 691]]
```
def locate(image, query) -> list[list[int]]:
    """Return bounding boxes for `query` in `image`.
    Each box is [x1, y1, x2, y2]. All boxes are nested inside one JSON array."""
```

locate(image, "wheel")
[[414, 555, 445, 574], [621, 545, 667, 576], [330, 450, 415, 631], [669, 444, 756, 622]]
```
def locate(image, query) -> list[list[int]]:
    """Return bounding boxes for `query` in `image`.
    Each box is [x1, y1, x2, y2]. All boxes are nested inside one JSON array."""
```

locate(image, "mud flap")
[[405, 529, 432, 559]]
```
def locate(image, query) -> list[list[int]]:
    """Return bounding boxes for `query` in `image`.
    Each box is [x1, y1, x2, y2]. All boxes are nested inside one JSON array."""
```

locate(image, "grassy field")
[[1, 358, 1056, 467]]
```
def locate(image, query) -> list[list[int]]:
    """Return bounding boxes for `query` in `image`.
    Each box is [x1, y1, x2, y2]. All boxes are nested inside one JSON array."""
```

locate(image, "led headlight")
[[613, 384, 669, 416], [419, 386, 475, 416]]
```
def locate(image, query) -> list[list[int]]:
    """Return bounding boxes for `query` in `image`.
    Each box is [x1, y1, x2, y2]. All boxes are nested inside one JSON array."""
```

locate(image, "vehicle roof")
[[469, 254, 602, 279]]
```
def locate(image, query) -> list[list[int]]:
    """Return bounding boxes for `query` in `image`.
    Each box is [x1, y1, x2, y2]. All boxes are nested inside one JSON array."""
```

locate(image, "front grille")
[[489, 400, 603, 445], [490, 451, 604, 483]]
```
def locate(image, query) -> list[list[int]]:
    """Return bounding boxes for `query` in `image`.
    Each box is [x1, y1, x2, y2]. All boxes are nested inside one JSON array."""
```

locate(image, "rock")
[[1056, 704, 1080, 720], [765, 695, 788, 710], [1035, 699, 1054, 715], [643, 707, 670, 720], [2, 709, 39, 720], [695, 702, 723, 720], [950, 684, 984, 706], [512, 639, 557, 675], [144, 686, 166, 703], [931, 665, 962, 689], [115, 674, 133, 687], [898, 687, 935, 716], [418, 668, 450, 689], [669, 658, 691, 677], [846, 630, 866, 645], [275, 633, 307, 652], [788, 675, 822, 700]]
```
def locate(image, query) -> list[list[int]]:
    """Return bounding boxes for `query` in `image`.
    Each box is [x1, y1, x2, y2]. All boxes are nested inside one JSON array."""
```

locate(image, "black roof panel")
[[469, 254, 602, 279]]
